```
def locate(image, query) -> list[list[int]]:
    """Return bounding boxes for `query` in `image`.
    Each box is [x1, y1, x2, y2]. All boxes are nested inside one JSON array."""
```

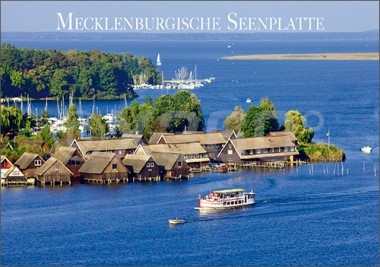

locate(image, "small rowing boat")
[[168, 218, 185, 225]]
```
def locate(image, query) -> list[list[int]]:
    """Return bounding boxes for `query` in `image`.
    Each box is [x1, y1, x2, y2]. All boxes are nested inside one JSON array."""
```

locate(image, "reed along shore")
[[224, 52, 379, 61]]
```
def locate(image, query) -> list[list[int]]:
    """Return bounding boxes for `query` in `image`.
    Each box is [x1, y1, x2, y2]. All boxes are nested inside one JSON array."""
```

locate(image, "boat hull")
[[197, 189, 255, 210], [195, 202, 255, 211], [168, 219, 185, 225]]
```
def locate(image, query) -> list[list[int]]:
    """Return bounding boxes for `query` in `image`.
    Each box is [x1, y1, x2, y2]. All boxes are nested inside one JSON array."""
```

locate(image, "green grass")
[[297, 143, 345, 162]]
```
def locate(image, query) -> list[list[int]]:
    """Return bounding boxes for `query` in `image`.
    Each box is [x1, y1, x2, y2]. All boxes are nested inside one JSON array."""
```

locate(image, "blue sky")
[[1, 1, 379, 32]]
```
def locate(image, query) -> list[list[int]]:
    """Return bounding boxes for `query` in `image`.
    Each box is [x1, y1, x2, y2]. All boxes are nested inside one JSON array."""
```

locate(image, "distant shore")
[[224, 52, 379, 61]]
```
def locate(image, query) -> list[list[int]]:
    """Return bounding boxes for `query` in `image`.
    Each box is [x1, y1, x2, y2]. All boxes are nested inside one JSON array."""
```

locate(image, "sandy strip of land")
[[224, 52, 379, 61]]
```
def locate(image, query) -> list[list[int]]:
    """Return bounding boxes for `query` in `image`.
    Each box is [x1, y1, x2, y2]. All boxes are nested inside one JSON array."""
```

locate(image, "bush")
[[298, 143, 345, 162]]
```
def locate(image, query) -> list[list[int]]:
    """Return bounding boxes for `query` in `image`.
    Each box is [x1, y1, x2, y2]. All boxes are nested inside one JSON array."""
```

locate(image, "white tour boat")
[[361, 146, 372, 154], [195, 189, 255, 210]]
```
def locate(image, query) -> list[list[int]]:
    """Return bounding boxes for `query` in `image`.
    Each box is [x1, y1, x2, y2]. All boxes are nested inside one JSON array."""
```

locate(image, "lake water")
[[1, 36, 379, 266]]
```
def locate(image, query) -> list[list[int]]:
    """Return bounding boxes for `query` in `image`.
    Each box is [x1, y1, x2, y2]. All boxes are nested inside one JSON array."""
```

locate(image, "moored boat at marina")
[[195, 189, 255, 210]]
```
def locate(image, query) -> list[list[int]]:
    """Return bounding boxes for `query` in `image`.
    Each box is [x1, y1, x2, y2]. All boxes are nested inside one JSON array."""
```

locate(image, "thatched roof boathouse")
[[79, 152, 129, 184]]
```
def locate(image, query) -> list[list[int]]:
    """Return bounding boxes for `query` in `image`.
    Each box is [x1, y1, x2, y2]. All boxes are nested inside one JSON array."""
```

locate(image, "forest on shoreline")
[[0, 43, 161, 100]]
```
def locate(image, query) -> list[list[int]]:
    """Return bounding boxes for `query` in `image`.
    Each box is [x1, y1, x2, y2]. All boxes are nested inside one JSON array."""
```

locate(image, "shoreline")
[[223, 52, 379, 61], [1, 96, 137, 102]]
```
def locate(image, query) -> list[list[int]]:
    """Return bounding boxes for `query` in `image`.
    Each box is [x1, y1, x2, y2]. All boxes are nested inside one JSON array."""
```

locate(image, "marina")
[[133, 65, 215, 90]]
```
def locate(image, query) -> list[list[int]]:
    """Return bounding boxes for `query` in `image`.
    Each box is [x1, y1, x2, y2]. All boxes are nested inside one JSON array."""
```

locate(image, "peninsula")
[[223, 52, 379, 61]]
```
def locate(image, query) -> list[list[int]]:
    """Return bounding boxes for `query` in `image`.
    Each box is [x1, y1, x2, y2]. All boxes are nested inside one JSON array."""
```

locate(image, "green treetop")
[[117, 90, 205, 139], [241, 97, 279, 137], [89, 113, 108, 138], [284, 110, 314, 144], [64, 104, 80, 139], [0, 105, 23, 134], [224, 106, 246, 131]]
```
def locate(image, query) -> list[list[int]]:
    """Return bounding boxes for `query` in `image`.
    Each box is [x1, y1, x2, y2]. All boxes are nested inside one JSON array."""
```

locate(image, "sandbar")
[[224, 52, 379, 61]]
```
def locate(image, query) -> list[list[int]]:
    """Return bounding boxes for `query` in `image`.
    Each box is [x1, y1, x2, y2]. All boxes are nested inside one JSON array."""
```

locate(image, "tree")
[[117, 91, 205, 136], [50, 69, 69, 97], [10, 70, 25, 88], [135, 103, 155, 138], [241, 98, 279, 137], [64, 104, 80, 139], [144, 96, 153, 106], [0, 105, 23, 134], [284, 110, 314, 144], [117, 107, 134, 134], [35, 125, 54, 147], [89, 114, 108, 137], [22, 120, 32, 137], [224, 106, 245, 131], [40, 110, 49, 126], [171, 90, 205, 132]]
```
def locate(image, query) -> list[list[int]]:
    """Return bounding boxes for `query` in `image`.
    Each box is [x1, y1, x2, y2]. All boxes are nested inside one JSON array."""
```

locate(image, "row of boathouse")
[[1, 130, 299, 186]]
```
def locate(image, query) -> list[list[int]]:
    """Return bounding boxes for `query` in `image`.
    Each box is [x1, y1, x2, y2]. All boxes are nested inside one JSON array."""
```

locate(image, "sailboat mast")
[[57, 97, 60, 119], [124, 94, 128, 108]]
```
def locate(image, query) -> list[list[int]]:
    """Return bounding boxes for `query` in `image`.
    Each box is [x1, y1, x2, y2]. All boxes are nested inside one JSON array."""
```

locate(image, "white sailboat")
[[157, 53, 162, 66]]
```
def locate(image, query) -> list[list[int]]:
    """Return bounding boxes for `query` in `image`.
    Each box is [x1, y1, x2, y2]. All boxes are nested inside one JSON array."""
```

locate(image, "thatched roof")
[[36, 157, 73, 176], [54, 146, 78, 165], [50, 139, 74, 153], [121, 134, 145, 145], [231, 136, 296, 152], [150, 153, 181, 171], [79, 152, 116, 174], [148, 132, 174, 144], [14, 152, 41, 169], [19, 140, 45, 148], [268, 131, 298, 142], [75, 139, 137, 156], [160, 133, 226, 145], [140, 144, 181, 154], [173, 143, 207, 154], [122, 155, 152, 173], [212, 130, 237, 141], [140, 143, 206, 155]]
